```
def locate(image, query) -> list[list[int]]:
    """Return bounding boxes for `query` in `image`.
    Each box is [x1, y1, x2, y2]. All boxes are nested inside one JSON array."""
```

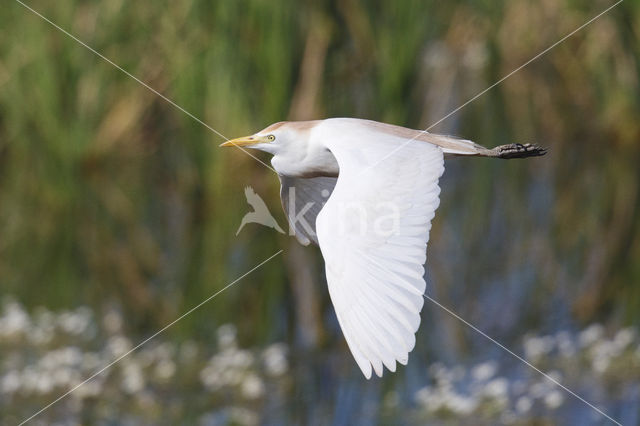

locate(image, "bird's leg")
[[491, 143, 547, 159]]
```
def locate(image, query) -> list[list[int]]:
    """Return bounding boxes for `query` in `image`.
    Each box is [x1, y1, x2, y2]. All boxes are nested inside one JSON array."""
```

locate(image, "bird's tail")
[[426, 134, 546, 159], [490, 143, 547, 159]]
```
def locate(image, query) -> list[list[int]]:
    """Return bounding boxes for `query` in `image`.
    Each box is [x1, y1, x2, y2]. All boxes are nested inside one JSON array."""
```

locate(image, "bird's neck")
[[271, 140, 339, 178]]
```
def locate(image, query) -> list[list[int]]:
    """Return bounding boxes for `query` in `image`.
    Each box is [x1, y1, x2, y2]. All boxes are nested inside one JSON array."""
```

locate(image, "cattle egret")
[[221, 118, 545, 378]]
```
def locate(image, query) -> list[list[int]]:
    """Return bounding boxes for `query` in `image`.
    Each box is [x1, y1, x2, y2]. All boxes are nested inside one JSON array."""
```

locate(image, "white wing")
[[280, 176, 337, 245], [315, 121, 444, 378]]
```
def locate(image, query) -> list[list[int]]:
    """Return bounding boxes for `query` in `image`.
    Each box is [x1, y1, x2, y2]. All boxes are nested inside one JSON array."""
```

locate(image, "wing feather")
[[279, 176, 337, 245], [315, 120, 444, 378]]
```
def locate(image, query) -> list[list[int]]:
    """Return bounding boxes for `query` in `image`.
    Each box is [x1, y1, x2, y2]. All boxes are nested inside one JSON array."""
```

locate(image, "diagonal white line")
[[360, 0, 622, 175], [423, 293, 622, 425], [18, 250, 284, 426], [14, 0, 277, 174]]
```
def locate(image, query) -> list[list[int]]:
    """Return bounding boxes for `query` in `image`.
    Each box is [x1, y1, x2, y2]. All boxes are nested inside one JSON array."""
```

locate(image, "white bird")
[[221, 118, 545, 378]]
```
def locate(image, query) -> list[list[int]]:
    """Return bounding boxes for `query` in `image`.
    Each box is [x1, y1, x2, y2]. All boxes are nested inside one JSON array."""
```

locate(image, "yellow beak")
[[219, 135, 266, 147]]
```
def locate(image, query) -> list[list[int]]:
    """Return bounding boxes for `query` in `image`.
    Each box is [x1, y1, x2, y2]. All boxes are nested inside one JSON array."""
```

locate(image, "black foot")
[[495, 143, 547, 159]]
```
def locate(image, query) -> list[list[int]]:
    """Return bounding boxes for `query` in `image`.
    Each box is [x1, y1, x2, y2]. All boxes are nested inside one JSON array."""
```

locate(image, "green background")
[[1, 0, 639, 424]]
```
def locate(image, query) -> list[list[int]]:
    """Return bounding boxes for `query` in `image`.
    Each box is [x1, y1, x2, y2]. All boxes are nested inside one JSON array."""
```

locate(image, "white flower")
[[52, 368, 75, 387], [121, 361, 145, 394], [39, 347, 82, 372], [107, 336, 132, 357], [152, 342, 175, 360], [544, 390, 564, 409], [28, 309, 56, 344], [58, 308, 91, 335], [527, 374, 561, 400], [547, 371, 563, 382], [232, 349, 254, 369], [579, 324, 604, 348], [591, 340, 617, 373], [0, 301, 30, 338], [103, 309, 123, 334], [200, 365, 221, 389], [592, 353, 611, 374], [263, 343, 288, 376], [241, 374, 264, 399], [423, 42, 453, 69], [21, 366, 39, 394], [61, 347, 84, 365], [140, 343, 175, 368], [556, 331, 576, 357], [221, 368, 243, 386], [523, 335, 554, 360], [228, 407, 258, 426], [27, 326, 54, 345], [34, 374, 54, 394], [471, 361, 497, 382], [155, 359, 176, 380], [445, 392, 477, 415], [430, 363, 454, 385], [1, 370, 21, 394], [417, 387, 446, 413], [462, 41, 488, 70], [217, 324, 237, 348], [417, 384, 478, 415], [515, 396, 532, 413], [482, 378, 509, 400], [613, 328, 635, 351], [71, 378, 102, 399], [414, 386, 434, 407]]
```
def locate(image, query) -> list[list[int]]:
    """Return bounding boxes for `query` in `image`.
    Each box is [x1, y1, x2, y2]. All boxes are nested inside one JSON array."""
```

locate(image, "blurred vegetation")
[[2, 300, 638, 424], [1, 0, 639, 423]]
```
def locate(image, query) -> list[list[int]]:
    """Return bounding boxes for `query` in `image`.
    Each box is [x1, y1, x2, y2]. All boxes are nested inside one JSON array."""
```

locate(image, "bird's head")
[[220, 121, 317, 156], [220, 122, 287, 155]]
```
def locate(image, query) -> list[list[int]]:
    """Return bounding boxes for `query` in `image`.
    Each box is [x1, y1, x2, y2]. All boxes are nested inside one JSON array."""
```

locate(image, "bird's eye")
[[267, 135, 276, 142]]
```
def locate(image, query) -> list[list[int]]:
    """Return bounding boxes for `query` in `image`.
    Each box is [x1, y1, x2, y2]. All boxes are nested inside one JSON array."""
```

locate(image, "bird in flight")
[[236, 186, 285, 235], [221, 118, 545, 378]]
